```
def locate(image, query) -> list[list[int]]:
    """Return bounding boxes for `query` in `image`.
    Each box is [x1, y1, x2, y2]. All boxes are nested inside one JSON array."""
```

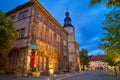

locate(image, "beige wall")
[[89, 61, 108, 70]]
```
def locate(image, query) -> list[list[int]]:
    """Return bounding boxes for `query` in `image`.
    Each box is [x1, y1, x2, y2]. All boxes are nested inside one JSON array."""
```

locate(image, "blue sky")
[[0, 0, 111, 55]]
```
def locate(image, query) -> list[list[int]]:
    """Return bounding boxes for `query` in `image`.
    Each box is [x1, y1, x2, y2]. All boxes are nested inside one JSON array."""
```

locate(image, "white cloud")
[[89, 37, 99, 42], [75, 5, 110, 28], [81, 45, 93, 49], [89, 49, 104, 55], [80, 36, 99, 43]]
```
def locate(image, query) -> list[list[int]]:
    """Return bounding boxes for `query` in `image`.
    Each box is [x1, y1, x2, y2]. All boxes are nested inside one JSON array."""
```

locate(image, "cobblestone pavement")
[[62, 71, 119, 80], [0, 73, 75, 80], [0, 71, 119, 80]]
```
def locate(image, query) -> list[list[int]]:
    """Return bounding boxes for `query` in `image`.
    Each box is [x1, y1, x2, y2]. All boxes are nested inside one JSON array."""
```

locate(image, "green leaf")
[[0, 10, 18, 51]]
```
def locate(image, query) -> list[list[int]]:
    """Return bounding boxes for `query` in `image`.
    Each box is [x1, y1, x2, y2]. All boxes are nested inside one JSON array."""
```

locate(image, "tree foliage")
[[100, 8, 120, 66], [89, 0, 120, 8], [104, 49, 120, 66], [0, 10, 17, 51], [79, 49, 89, 66]]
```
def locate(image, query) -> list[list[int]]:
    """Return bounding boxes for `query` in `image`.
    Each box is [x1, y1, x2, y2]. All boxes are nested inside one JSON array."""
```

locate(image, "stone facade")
[[63, 11, 79, 72], [75, 42, 81, 71], [0, 0, 79, 76]]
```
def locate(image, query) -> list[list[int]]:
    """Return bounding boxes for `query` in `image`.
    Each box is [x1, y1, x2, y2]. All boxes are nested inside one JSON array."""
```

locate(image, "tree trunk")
[[83, 65, 85, 71], [114, 66, 118, 78]]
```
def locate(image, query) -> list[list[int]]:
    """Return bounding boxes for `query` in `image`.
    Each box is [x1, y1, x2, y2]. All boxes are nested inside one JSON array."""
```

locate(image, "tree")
[[89, 0, 120, 8], [0, 10, 17, 52], [99, 9, 120, 78], [103, 49, 120, 78], [79, 49, 89, 70]]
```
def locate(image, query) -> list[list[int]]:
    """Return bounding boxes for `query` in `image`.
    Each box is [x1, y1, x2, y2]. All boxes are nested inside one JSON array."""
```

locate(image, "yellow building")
[[0, 0, 80, 76]]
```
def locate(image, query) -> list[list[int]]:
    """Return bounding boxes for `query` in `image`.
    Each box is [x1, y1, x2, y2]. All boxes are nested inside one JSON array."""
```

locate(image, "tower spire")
[[63, 11, 73, 27]]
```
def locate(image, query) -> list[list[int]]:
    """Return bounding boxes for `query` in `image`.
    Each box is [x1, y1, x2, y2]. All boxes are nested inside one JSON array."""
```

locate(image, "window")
[[40, 56, 43, 71], [17, 28, 25, 39], [20, 28, 25, 38], [63, 40, 67, 46], [11, 15, 16, 20], [37, 15, 42, 21], [23, 10, 28, 18], [18, 12, 23, 20], [43, 57, 47, 70], [16, 30, 20, 38], [18, 10, 28, 20], [48, 21, 51, 27], [46, 27, 49, 34]]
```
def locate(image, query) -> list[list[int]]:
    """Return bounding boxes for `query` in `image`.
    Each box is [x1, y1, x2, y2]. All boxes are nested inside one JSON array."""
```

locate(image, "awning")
[[30, 44, 38, 49]]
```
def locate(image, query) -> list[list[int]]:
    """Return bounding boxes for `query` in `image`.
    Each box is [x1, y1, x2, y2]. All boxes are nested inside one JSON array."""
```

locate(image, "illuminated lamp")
[[49, 68, 54, 75]]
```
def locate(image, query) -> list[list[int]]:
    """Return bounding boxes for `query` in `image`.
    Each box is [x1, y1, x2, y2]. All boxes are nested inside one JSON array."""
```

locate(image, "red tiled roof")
[[90, 55, 104, 61]]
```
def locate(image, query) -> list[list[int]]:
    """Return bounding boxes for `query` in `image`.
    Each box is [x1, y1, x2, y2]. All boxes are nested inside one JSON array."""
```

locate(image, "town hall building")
[[0, 0, 80, 76]]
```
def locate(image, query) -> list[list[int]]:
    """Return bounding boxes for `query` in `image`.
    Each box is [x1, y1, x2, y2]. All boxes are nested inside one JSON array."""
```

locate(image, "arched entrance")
[[48, 53, 59, 75], [63, 56, 68, 72], [7, 47, 19, 74]]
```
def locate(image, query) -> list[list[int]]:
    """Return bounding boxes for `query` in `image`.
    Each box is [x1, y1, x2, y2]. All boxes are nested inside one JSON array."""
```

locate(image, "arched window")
[[7, 47, 19, 71]]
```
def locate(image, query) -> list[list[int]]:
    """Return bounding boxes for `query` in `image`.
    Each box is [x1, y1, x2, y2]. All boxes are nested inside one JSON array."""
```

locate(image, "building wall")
[[30, 5, 69, 73], [5, 1, 69, 76], [89, 55, 108, 70], [5, 4, 33, 76], [75, 42, 80, 71], [89, 61, 108, 70], [64, 26, 77, 72]]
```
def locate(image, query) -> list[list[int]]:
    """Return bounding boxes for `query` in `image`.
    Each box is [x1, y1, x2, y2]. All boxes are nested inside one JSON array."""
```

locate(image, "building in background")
[[89, 55, 108, 70], [1, 0, 80, 77]]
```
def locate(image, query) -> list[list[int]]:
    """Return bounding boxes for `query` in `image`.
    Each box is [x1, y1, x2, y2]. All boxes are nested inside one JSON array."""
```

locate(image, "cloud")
[[37, 0, 110, 56], [89, 49, 104, 55], [81, 45, 93, 49], [89, 37, 99, 42], [81, 37, 99, 43]]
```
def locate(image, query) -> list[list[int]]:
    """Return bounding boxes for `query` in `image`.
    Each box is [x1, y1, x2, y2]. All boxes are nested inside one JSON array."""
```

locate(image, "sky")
[[0, 0, 111, 55]]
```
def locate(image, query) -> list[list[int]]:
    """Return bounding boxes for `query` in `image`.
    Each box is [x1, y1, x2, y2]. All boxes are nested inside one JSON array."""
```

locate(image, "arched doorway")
[[48, 53, 59, 75], [7, 47, 19, 74], [0, 52, 6, 70], [63, 56, 68, 72]]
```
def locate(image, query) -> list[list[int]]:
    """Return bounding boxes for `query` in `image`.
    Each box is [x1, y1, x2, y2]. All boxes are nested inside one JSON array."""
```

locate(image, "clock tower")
[[63, 11, 77, 72]]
